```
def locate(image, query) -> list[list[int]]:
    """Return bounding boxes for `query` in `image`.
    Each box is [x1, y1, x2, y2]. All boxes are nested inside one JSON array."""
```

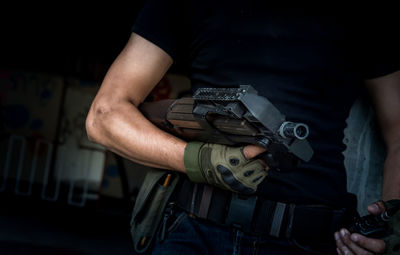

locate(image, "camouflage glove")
[[384, 210, 400, 254], [184, 142, 267, 194]]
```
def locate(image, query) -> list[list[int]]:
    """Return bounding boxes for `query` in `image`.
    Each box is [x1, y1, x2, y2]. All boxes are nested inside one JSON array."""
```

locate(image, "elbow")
[[85, 111, 96, 143], [85, 100, 112, 144]]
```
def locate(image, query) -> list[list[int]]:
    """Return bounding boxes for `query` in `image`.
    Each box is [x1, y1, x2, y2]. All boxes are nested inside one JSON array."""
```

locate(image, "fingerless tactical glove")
[[184, 142, 267, 194]]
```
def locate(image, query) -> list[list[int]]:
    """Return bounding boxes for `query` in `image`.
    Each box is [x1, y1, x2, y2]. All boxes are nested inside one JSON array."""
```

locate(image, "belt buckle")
[[226, 193, 257, 232]]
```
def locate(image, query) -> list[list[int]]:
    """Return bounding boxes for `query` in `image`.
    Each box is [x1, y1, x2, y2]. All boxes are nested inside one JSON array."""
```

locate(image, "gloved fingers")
[[212, 145, 249, 168], [215, 159, 266, 194], [227, 148, 269, 171], [202, 144, 268, 194], [215, 164, 255, 194], [238, 160, 268, 186]]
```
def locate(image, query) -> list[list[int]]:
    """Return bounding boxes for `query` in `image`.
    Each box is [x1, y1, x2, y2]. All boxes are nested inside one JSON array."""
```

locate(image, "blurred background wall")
[[0, 3, 190, 255]]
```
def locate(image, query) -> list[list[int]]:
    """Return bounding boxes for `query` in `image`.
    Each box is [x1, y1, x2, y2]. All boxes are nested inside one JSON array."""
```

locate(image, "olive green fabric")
[[183, 141, 206, 183], [184, 142, 267, 194], [130, 169, 180, 253]]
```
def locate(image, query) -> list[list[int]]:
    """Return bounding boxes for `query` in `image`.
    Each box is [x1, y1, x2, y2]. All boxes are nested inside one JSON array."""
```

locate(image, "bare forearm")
[[86, 100, 187, 173], [365, 71, 400, 201], [382, 143, 400, 200]]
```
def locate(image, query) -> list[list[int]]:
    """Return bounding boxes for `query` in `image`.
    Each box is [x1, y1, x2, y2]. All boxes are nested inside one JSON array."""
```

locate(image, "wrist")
[[184, 141, 206, 183]]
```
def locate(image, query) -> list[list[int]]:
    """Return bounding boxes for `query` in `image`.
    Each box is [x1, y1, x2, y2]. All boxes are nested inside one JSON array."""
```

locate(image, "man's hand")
[[335, 201, 386, 255], [184, 142, 268, 194]]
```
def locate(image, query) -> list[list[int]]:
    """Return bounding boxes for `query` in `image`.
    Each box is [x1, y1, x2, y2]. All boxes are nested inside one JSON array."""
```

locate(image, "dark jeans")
[[152, 210, 311, 255]]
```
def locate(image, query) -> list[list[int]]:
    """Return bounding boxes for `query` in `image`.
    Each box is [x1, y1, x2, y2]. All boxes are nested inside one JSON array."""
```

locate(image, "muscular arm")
[[365, 70, 400, 200], [85, 33, 187, 172]]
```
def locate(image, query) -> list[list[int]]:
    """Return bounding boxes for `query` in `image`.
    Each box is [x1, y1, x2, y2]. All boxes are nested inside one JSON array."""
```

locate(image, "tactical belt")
[[173, 179, 349, 245]]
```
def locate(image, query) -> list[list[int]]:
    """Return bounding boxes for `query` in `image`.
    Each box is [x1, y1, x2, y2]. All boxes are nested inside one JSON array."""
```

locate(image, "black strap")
[[174, 179, 348, 244], [198, 185, 213, 218]]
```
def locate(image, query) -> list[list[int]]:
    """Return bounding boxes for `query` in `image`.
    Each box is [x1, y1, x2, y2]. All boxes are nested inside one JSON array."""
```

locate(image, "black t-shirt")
[[132, 1, 400, 208]]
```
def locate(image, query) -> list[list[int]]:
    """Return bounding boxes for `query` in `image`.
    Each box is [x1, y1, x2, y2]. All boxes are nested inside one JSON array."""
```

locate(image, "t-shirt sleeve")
[[360, 12, 400, 79], [132, 0, 186, 61]]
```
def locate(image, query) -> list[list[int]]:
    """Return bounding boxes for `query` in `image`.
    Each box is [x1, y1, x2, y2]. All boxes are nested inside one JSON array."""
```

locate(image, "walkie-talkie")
[[348, 200, 400, 238]]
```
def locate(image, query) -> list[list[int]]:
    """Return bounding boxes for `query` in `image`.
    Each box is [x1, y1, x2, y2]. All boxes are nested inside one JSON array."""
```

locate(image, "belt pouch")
[[130, 169, 180, 253]]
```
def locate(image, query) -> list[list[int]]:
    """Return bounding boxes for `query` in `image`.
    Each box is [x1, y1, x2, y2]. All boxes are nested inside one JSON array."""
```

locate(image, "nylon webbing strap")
[[269, 202, 287, 237], [198, 185, 213, 218], [190, 183, 198, 215], [173, 179, 347, 243], [285, 204, 296, 238]]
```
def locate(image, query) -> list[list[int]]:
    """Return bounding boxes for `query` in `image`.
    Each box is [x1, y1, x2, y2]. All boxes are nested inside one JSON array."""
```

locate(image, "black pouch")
[[130, 169, 180, 253]]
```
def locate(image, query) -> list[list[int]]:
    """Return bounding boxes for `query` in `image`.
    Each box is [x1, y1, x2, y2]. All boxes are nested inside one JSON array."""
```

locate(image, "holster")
[[130, 169, 180, 253]]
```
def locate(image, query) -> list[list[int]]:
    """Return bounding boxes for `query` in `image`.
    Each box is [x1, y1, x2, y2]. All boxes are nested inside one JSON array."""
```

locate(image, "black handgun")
[[348, 199, 400, 238]]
